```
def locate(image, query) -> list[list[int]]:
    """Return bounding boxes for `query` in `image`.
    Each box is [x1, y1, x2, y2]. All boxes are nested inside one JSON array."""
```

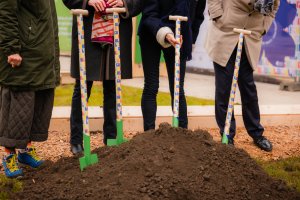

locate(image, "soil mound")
[[14, 123, 300, 200]]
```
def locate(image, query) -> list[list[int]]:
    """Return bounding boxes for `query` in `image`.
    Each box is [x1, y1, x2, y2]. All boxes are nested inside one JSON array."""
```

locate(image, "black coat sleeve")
[[0, 0, 21, 56], [191, 0, 206, 44], [62, 0, 93, 11], [141, 0, 162, 37], [123, 0, 143, 18]]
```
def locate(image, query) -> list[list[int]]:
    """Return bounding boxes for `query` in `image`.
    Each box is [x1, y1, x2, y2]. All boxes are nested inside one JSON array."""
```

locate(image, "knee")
[[143, 81, 159, 96]]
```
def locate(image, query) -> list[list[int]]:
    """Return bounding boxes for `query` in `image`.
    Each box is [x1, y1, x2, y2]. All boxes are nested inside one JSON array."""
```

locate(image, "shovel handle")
[[106, 8, 126, 14], [169, 15, 188, 22], [233, 28, 251, 35], [71, 9, 89, 16]]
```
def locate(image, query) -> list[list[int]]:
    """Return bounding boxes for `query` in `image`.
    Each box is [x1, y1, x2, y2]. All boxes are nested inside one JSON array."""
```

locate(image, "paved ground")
[[60, 56, 300, 105]]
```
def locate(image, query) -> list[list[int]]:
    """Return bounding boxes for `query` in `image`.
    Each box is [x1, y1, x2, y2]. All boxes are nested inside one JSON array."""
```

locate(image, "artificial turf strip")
[[54, 84, 215, 106], [258, 157, 300, 192], [0, 174, 22, 200]]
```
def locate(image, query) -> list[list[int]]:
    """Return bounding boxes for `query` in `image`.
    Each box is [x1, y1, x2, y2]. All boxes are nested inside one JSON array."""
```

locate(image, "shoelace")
[[6, 154, 19, 172], [27, 148, 42, 162]]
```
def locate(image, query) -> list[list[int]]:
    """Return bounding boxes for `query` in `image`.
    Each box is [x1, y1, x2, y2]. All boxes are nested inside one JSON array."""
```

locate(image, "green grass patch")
[[0, 174, 22, 200], [54, 84, 215, 106], [257, 157, 300, 192]]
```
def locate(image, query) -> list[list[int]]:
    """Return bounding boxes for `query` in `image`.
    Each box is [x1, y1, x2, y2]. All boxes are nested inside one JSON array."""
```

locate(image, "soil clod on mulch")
[[13, 123, 300, 200]]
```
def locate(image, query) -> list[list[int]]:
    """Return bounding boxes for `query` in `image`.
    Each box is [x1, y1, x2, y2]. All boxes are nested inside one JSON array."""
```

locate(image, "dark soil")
[[13, 123, 300, 200]]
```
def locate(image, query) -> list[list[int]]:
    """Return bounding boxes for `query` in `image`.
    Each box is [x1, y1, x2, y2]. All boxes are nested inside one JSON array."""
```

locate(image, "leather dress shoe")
[[70, 144, 84, 155], [254, 136, 273, 152]]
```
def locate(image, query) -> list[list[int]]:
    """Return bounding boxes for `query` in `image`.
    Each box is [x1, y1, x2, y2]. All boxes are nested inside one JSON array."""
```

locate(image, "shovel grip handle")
[[169, 15, 188, 22], [233, 28, 251, 35], [71, 9, 89, 16], [106, 8, 126, 13]]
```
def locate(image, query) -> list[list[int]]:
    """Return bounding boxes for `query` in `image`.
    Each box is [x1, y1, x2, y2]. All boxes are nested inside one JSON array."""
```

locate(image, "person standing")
[[205, 0, 280, 151], [138, 0, 206, 131], [0, 0, 60, 178], [63, 0, 134, 154]]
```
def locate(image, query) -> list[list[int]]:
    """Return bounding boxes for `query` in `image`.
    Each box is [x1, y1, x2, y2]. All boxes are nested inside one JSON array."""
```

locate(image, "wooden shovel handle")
[[233, 28, 252, 35], [105, 8, 126, 14], [169, 15, 188, 22], [71, 9, 89, 16]]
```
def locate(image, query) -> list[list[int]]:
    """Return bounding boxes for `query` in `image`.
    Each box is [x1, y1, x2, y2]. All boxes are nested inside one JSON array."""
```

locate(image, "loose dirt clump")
[[13, 123, 300, 200]]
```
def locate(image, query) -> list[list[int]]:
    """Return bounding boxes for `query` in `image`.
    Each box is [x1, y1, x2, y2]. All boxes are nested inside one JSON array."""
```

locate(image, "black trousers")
[[139, 34, 188, 131], [214, 46, 264, 140], [70, 79, 116, 145]]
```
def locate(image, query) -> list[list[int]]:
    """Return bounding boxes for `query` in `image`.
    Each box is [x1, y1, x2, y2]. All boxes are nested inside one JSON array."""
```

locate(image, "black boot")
[[70, 144, 84, 155]]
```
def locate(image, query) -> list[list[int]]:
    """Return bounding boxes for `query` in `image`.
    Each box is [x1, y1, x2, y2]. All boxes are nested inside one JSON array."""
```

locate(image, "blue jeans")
[[70, 79, 116, 145]]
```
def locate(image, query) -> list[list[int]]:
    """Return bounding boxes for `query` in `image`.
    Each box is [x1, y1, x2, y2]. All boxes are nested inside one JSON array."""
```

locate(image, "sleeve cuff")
[[156, 27, 173, 48]]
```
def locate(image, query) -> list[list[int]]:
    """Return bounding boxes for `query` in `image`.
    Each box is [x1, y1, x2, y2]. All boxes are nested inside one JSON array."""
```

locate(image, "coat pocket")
[[19, 19, 37, 46], [213, 8, 228, 29]]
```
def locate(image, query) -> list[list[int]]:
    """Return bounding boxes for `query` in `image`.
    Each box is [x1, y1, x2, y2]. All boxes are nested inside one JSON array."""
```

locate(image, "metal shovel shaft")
[[172, 19, 182, 127], [107, 11, 128, 146], [222, 32, 245, 144], [74, 11, 98, 170]]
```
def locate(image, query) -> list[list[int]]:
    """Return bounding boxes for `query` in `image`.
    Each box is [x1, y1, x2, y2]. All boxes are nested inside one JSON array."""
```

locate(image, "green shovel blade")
[[172, 117, 179, 128], [79, 134, 99, 171], [221, 133, 229, 145], [107, 120, 128, 146]]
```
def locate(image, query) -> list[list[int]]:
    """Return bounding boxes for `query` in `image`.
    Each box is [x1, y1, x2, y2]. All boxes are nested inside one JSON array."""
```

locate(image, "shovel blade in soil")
[[222, 133, 229, 144], [79, 153, 99, 171], [107, 120, 128, 146], [79, 134, 99, 171], [172, 117, 179, 127]]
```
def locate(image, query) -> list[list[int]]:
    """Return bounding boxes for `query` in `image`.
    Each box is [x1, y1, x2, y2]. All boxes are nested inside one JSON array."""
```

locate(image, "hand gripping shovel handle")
[[222, 28, 251, 144], [169, 16, 188, 127], [71, 9, 99, 170], [107, 8, 128, 146]]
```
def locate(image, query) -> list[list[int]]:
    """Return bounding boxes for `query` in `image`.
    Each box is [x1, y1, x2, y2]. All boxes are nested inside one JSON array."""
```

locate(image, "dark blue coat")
[[138, 0, 193, 60]]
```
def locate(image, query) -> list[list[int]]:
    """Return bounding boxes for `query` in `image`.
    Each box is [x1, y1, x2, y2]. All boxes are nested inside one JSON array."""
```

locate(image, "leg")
[[70, 80, 93, 145], [238, 48, 264, 139], [0, 87, 35, 178], [139, 34, 161, 131], [163, 47, 188, 128], [0, 87, 35, 149], [30, 88, 55, 142], [102, 79, 117, 145], [17, 88, 55, 169], [214, 50, 237, 140], [238, 48, 272, 151]]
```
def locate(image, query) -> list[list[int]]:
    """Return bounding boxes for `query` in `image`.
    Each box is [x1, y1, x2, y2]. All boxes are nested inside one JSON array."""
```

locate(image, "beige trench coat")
[[205, 0, 280, 69]]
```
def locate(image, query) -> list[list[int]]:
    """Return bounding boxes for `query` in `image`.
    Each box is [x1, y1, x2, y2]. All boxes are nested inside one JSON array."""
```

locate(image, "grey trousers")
[[0, 87, 54, 149]]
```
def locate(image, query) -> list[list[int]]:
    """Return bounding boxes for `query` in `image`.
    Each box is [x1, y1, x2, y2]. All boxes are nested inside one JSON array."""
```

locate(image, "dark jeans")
[[214, 46, 264, 140], [140, 35, 188, 131], [70, 79, 116, 145]]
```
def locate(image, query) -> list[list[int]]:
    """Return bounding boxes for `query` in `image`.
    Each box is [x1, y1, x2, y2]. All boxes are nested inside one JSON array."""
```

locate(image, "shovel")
[[71, 9, 99, 170], [222, 28, 252, 144], [106, 8, 128, 146], [169, 15, 188, 127]]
